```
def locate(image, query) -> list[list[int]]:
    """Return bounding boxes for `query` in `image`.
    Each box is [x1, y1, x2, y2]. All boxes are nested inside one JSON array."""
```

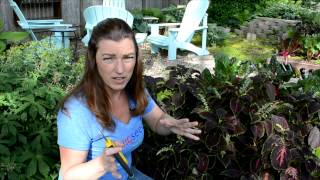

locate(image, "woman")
[[57, 18, 201, 180]]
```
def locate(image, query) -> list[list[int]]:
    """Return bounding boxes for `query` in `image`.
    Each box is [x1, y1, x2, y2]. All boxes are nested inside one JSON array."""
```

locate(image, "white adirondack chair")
[[103, 0, 126, 9], [82, 6, 147, 46], [7, 0, 72, 41], [147, 0, 210, 60]]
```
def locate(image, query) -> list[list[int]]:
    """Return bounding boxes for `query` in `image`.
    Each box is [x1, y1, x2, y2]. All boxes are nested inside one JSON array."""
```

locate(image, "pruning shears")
[[100, 130, 134, 178]]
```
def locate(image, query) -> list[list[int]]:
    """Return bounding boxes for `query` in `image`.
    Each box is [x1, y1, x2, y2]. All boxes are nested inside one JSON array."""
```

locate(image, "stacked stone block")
[[235, 17, 301, 40]]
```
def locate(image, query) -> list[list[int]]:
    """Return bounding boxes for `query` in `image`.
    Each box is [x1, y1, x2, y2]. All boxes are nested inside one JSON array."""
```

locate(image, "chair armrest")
[[149, 23, 181, 35], [26, 19, 64, 23], [26, 24, 73, 29], [168, 28, 180, 32], [194, 25, 208, 31], [148, 23, 181, 28]]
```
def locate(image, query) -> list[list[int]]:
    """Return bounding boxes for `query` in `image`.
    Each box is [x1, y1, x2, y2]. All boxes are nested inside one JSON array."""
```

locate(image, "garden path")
[[140, 43, 215, 78]]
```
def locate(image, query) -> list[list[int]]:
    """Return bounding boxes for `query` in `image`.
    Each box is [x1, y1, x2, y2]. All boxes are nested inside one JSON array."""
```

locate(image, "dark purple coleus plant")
[[134, 57, 320, 179]]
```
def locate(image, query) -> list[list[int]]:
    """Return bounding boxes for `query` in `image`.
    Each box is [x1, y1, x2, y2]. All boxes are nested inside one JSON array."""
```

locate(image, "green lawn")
[[209, 33, 277, 63]]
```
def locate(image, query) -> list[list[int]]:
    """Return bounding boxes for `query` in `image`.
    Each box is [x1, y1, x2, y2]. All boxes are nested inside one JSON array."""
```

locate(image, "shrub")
[[258, 2, 303, 20], [0, 40, 84, 179]]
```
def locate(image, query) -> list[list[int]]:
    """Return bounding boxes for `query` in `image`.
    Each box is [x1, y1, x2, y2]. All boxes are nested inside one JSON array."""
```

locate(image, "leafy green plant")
[[130, 10, 149, 33], [303, 34, 320, 60], [136, 55, 320, 179], [161, 5, 185, 23], [258, 1, 303, 20], [0, 19, 28, 52], [142, 8, 165, 22], [0, 40, 84, 179], [206, 23, 228, 46]]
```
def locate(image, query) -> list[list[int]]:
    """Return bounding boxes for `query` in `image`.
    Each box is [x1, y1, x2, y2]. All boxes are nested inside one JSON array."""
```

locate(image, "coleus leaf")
[[205, 132, 221, 149], [176, 157, 189, 173], [308, 126, 320, 150], [264, 120, 273, 136], [290, 148, 303, 162], [230, 98, 242, 114], [172, 92, 184, 107], [251, 122, 265, 139], [271, 115, 289, 132], [204, 119, 217, 131], [271, 146, 290, 170], [165, 77, 178, 88], [261, 134, 283, 155], [197, 153, 209, 173], [193, 109, 214, 120], [224, 116, 246, 136]]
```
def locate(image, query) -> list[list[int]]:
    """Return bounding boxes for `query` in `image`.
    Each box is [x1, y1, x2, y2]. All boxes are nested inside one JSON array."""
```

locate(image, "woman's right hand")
[[100, 144, 123, 179]]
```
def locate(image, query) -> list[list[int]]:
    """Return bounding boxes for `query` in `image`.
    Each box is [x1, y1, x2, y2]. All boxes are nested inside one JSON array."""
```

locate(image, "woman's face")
[[95, 38, 136, 94]]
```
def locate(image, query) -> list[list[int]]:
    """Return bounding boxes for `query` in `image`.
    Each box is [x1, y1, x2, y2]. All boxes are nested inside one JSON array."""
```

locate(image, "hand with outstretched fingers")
[[101, 142, 124, 179], [159, 117, 201, 140]]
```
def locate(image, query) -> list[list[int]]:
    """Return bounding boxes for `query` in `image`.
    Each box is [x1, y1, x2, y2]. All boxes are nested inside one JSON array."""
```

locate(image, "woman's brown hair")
[[60, 18, 148, 130]]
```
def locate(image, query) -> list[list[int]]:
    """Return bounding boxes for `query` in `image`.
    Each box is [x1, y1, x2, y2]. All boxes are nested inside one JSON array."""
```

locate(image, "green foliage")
[[192, 24, 228, 47], [130, 10, 149, 33], [0, 40, 84, 179], [161, 5, 185, 23], [208, 0, 263, 27], [139, 56, 319, 179], [303, 34, 320, 60], [141, 8, 165, 22], [206, 23, 228, 46], [296, 69, 320, 95], [258, 1, 303, 19], [0, 19, 28, 52], [298, 9, 320, 34]]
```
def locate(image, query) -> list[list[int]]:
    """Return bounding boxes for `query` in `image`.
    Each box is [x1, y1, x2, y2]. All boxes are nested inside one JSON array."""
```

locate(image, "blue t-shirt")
[[57, 94, 155, 180]]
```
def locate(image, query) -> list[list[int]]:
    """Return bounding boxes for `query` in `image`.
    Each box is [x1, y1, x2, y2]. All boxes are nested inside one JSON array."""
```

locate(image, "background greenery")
[[0, 40, 84, 179]]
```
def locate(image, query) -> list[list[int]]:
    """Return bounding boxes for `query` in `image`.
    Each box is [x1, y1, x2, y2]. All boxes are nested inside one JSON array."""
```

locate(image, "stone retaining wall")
[[235, 17, 301, 40]]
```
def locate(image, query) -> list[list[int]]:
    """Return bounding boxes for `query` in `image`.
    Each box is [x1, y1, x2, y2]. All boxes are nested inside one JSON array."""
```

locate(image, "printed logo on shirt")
[[122, 125, 143, 146]]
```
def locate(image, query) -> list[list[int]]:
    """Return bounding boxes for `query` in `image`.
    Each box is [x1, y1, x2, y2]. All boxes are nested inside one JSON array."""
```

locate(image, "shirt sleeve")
[[143, 90, 156, 115], [57, 98, 91, 151]]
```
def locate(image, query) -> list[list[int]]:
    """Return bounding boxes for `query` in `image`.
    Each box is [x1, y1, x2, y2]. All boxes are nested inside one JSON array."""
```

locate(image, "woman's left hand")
[[159, 117, 201, 140]]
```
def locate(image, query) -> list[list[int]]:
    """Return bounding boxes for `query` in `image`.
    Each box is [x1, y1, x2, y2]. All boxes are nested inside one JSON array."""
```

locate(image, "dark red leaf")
[[264, 120, 273, 136], [271, 146, 290, 170], [251, 122, 265, 139], [197, 153, 209, 173], [230, 98, 241, 114], [271, 115, 289, 132], [262, 134, 283, 155], [225, 116, 246, 135]]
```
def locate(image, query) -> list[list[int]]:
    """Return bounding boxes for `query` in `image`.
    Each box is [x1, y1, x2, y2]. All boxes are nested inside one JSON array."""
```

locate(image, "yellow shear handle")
[[105, 138, 128, 164]]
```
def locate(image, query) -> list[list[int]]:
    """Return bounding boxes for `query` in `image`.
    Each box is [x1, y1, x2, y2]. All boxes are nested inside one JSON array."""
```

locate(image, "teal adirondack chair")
[[147, 0, 210, 60], [82, 6, 147, 46], [8, 0, 72, 41], [103, 0, 126, 9]]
